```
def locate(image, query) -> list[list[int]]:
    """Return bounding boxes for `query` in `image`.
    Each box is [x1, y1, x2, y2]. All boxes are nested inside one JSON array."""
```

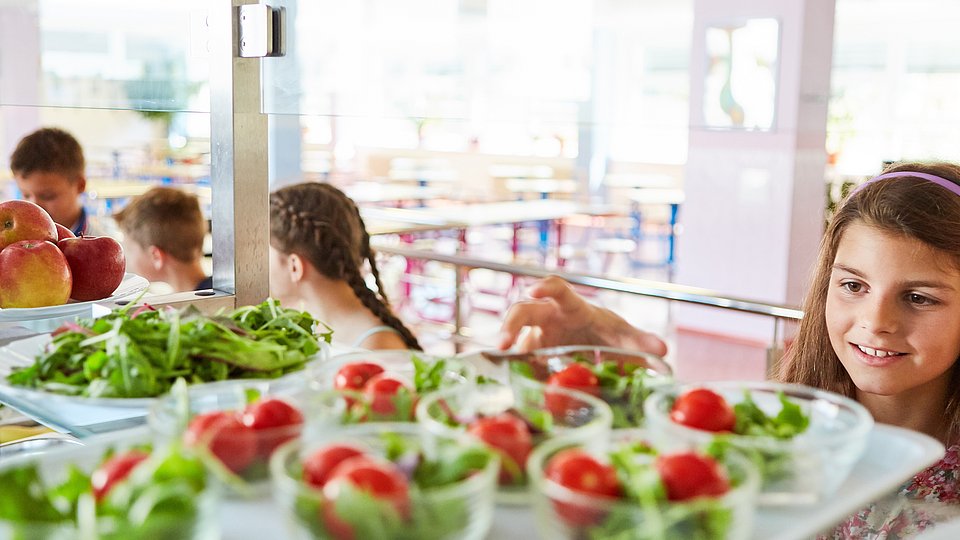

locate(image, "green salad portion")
[[7, 299, 331, 398]]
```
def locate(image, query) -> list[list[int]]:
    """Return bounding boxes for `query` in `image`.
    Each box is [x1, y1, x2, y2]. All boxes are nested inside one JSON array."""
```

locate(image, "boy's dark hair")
[[10, 127, 85, 180], [270, 182, 422, 350], [114, 187, 206, 263]]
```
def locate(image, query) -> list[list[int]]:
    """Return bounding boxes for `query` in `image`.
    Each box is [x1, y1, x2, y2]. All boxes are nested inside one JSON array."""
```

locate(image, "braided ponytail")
[[270, 182, 422, 351]]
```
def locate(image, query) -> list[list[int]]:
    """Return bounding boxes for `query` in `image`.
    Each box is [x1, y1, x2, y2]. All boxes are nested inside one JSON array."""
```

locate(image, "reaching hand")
[[497, 276, 667, 356]]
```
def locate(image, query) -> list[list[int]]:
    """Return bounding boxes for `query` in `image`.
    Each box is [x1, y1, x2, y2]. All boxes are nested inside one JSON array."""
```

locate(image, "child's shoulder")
[[901, 443, 960, 503]]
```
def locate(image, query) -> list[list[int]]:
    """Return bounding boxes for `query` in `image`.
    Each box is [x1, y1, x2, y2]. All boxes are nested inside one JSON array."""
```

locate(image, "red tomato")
[[334, 362, 385, 391], [545, 363, 600, 417], [467, 413, 533, 485], [654, 452, 731, 501], [184, 411, 258, 473], [241, 398, 305, 457], [91, 449, 150, 502], [669, 388, 736, 432], [322, 456, 412, 539], [302, 444, 366, 488], [545, 449, 621, 527], [363, 374, 413, 418]]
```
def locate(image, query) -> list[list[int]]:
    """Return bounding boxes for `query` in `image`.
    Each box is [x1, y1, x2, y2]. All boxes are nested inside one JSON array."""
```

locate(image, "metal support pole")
[[209, 0, 270, 307]]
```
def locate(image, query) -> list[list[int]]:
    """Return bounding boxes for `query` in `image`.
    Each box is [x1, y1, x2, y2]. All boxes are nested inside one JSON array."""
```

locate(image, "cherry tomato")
[[334, 362, 385, 392], [322, 456, 412, 539], [669, 388, 736, 432], [91, 449, 150, 502], [184, 411, 258, 473], [545, 363, 600, 417], [467, 413, 533, 485], [241, 398, 305, 457], [302, 444, 366, 488], [654, 452, 730, 501], [363, 374, 413, 418], [545, 449, 621, 527]]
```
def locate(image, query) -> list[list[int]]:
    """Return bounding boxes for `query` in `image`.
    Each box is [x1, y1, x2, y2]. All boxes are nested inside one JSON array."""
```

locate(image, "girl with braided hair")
[[269, 182, 422, 351]]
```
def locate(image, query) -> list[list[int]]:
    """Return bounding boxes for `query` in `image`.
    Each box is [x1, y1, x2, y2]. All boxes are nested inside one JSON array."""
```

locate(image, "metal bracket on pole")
[[238, 4, 285, 58]]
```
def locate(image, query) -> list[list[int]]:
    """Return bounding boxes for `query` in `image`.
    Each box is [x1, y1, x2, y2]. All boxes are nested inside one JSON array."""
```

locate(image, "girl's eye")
[[907, 293, 936, 306], [841, 281, 863, 293]]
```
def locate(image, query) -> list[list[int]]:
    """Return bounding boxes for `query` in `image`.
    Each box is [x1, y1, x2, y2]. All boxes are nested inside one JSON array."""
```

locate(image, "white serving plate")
[[0, 333, 331, 438], [0, 272, 148, 323]]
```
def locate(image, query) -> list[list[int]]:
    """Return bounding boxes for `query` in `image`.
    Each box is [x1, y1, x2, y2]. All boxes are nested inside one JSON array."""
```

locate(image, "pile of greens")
[[7, 299, 331, 398], [0, 445, 208, 540]]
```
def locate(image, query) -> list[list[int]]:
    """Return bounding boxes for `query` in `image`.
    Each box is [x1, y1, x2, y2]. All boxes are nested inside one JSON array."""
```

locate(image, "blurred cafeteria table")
[[345, 182, 450, 207], [627, 188, 685, 265]]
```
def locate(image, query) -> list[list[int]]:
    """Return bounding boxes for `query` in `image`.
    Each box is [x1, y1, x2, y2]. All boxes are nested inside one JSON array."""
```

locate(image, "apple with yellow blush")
[[0, 240, 72, 308], [0, 200, 58, 249]]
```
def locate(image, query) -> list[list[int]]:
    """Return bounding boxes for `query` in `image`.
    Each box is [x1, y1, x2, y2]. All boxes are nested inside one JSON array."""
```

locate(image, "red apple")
[[55, 223, 76, 241], [58, 236, 126, 302], [0, 240, 72, 308], [0, 200, 58, 250]]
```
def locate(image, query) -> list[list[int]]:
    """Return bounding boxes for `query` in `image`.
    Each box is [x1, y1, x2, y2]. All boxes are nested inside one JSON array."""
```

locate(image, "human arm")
[[497, 276, 668, 355]]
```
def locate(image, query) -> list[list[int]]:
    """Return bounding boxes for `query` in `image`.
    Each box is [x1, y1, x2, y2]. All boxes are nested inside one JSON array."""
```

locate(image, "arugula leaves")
[[8, 299, 331, 398]]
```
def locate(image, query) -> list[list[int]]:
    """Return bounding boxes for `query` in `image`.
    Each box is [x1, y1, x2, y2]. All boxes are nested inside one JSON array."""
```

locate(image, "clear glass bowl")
[[415, 381, 613, 504], [507, 345, 673, 428], [148, 377, 309, 497], [308, 349, 477, 424], [643, 381, 874, 505], [526, 429, 759, 540], [270, 422, 499, 540], [0, 430, 217, 539]]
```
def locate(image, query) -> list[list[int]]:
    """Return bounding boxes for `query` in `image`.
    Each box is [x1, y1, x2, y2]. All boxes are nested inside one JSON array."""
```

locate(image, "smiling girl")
[[777, 162, 960, 537]]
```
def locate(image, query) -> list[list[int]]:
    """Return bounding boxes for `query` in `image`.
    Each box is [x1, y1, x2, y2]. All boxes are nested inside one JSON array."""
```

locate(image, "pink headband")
[[851, 171, 960, 197]]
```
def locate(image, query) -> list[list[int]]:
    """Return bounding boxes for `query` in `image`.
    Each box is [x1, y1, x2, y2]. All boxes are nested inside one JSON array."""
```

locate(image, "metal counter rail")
[[375, 244, 804, 368]]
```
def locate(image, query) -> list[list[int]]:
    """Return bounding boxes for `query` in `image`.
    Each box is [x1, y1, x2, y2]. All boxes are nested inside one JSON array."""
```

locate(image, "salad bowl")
[[270, 422, 499, 540], [644, 381, 873, 505], [309, 349, 476, 424], [505, 345, 672, 428], [527, 429, 760, 540], [149, 377, 309, 497], [415, 380, 613, 504], [0, 428, 217, 539]]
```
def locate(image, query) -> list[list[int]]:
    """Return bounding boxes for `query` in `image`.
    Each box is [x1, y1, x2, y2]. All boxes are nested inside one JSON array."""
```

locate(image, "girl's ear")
[[288, 253, 305, 283]]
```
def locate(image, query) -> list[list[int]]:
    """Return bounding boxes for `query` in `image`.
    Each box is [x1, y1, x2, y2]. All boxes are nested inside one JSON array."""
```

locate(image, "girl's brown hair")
[[776, 161, 960, 444], [270, 182, 422, 350]]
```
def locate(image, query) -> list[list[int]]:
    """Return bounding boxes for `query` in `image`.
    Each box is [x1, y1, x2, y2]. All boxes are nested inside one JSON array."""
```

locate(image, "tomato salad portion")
[[149, 379, 306, 494], [270, 424, 499, 540], [315, 352, 476, 424], [527, 435, 760, 540], [416, 382, 612, 500], [645, 382, 873, 504], [507, 346, 671, 429], [0, 444, 213, 539]]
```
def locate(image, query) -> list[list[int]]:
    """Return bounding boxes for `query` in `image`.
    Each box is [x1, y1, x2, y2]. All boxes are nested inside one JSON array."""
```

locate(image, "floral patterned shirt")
[[822, 444, 960, 539]]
